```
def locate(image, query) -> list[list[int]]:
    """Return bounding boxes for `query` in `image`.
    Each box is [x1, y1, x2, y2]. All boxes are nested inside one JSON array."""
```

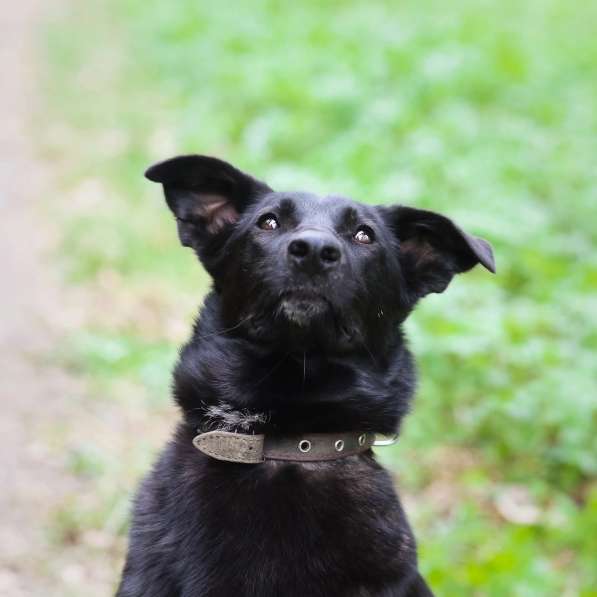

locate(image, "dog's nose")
[[288, 230, 342, 273]]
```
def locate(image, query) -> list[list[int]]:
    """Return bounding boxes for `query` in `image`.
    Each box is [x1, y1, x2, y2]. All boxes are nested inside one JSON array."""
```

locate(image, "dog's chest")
[[181, 458, 415, 596]]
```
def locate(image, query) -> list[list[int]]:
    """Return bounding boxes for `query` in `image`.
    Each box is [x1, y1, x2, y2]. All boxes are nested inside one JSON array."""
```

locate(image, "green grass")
[[43, 0, 597, 594]]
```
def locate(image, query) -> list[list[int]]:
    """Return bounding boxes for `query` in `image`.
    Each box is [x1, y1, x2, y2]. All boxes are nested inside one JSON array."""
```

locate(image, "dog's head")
[[147, 155, 494, 354]]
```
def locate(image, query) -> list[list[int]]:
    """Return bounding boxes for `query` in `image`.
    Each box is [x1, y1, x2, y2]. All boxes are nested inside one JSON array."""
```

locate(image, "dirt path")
[[0, 3, 89, 595]]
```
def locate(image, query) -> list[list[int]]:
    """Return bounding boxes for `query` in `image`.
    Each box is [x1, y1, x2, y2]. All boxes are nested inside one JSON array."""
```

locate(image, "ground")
[[0, 3, 120, 595]]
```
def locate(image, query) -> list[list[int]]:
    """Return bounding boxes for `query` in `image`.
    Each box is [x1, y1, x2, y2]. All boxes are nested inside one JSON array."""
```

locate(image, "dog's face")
[[147, 155, 494, 354]]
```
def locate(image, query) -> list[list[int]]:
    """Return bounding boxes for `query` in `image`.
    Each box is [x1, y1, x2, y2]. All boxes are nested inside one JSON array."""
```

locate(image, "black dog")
[[116, 155, 494, 597]]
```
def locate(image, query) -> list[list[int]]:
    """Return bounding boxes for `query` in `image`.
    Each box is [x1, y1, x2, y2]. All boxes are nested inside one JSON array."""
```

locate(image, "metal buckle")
[[373, 434, 399, 447]]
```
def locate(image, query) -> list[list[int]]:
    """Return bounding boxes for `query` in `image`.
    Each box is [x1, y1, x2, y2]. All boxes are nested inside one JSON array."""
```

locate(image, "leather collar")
[[193, 430, 378, 464]]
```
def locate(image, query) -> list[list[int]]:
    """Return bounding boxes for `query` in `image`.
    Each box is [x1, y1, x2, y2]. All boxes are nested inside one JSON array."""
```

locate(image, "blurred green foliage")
[[44, 0, 597, 594]]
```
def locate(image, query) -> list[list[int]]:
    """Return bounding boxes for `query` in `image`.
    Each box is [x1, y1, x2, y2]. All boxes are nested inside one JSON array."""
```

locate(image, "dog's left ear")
[[145, 154, 272, 249], [385, 205, 495, 297]]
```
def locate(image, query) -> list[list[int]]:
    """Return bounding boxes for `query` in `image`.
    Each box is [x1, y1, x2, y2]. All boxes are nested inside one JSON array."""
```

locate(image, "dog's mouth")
[[243, 287, 359, 350], [277, 289, 333, 328]]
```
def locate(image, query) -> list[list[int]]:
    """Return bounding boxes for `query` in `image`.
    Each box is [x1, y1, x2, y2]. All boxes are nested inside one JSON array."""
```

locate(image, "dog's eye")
[[354, 226, 375, 244], [257, 213, 279, 231]]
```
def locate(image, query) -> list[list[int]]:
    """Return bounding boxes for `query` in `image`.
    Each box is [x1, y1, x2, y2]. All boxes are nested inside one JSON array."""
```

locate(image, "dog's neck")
[[173, 292, 416, 436]]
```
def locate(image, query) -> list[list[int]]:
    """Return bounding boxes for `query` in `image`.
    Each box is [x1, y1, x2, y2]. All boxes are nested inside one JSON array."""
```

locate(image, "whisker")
[[361, 338, 378, 369], [302, 352, 307, 388], [195, 314, 253, 341], [250, 352, 289, 389]]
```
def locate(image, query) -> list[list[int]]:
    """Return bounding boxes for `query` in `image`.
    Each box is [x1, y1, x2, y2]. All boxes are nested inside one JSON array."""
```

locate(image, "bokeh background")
[[2, 1, 596, 595]]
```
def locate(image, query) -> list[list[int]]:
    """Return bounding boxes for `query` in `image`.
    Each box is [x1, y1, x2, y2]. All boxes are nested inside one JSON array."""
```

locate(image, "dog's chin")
[[278, 295, 330, 328], [245, 289, 359, 352]]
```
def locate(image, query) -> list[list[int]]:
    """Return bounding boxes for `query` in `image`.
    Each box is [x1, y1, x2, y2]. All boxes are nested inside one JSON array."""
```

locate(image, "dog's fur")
[[116, 155, 495, 597]]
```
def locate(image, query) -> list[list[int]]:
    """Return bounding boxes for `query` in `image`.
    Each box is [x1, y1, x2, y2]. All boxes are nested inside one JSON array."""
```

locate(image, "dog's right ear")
[[145, 155, 272, 249]]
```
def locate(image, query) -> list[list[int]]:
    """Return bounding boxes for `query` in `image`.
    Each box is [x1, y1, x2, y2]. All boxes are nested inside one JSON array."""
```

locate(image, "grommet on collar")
[[298, 440, 312, 453]]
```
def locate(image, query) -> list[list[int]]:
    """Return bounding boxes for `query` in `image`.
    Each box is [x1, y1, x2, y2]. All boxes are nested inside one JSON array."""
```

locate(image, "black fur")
[[116, 155, 495, 597]]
